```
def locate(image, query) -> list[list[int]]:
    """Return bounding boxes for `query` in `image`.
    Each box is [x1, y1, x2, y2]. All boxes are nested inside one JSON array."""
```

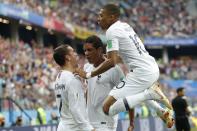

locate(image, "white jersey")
[[84, 63, 124, 128], [54, 70, 93, 131], [106, 20, 159, 76]]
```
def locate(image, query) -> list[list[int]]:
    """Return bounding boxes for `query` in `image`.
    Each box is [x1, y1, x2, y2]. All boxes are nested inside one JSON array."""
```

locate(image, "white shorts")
[[92, 122, 117, 131], [109, 71, 159, 100], [57, 121, 79, 131], [95, 127, 116, 131]]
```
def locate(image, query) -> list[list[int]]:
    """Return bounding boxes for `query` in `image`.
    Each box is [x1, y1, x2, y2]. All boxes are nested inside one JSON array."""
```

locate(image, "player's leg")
[[103, 71, 169, 116], [125, 82, 172, 110], [146, 100, 174, 128], [105, 83, 172, 116], [104, 91, 152, 116], [103, 73, 154, 116], [103, 95, 135, 131], [103, 79, 140, 116]]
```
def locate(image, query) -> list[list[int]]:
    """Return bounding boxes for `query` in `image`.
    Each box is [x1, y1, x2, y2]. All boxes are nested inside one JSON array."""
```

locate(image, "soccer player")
[[53, 45, 95, 131], [75, 4, 174, 129], [83, 35, 126, 131]]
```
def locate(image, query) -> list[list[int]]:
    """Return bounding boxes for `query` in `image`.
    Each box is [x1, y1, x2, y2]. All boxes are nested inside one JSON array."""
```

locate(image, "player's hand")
[[91, 129, 96, 131], [74, 68, 87, 79], [128, 125, 134, 131]]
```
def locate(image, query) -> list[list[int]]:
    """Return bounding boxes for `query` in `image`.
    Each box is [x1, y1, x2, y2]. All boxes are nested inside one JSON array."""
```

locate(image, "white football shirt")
[[106, 20, 159, 76], [54, 70, 93, 131], [84, 63, 124, 128]]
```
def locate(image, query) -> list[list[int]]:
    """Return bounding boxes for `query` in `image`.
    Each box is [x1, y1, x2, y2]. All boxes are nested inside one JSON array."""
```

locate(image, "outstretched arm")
[[91, 51, 120, 77], [75, 51, 121, 78]]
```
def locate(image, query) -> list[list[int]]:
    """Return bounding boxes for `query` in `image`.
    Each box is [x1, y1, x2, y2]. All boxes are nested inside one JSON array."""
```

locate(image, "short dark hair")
[[176, 87, 184, 93], [85, 35, 103, 49], [53, 44, 70, 66], [103, 4, 120, 17]]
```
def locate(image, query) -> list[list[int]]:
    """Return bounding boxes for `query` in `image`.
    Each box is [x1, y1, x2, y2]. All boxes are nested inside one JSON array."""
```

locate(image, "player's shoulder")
[[58, 70, 75, 83], [61, 70, 74, 77], [107, 65, 122, 76], [106, 21, 126, 37]]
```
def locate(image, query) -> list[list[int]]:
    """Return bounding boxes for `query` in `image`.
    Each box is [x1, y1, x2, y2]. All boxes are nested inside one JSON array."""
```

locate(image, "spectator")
[[48, 112, 59, 124], [35, 103, 47, 125], [12, 116, 23, 126], [172, 87, 191, 131], [0, 113, 5, 127], [1, 0, 196, 37]]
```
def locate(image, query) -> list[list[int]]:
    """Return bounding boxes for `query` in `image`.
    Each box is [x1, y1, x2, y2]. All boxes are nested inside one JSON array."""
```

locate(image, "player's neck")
[[109, 19, 119, 28], [61, 64, 76, 73], [94, 57, 105, 67]]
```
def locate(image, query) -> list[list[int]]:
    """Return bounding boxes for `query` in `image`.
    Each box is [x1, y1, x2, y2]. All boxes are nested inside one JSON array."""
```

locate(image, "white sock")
[[126, 91, 149, 109], [108, 91, 157, 116], [108, 99, 126, 116], [146, 100, 165, 113]]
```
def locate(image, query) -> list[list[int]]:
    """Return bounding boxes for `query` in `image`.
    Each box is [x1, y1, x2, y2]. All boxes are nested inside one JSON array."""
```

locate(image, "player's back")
[[106, 21, 159, 76], [54, 70, 88, 128]]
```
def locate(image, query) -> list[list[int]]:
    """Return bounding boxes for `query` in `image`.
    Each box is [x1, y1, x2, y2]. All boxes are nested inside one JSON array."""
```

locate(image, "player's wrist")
[[86, 72, 92, 79]]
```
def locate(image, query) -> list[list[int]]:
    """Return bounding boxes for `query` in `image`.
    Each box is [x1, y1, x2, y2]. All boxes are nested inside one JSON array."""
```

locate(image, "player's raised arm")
[[75, 50, 120, 79], [91, 50, 120, 77]]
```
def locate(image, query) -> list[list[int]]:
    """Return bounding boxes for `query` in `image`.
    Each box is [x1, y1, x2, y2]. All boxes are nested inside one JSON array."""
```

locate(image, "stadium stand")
[[1, 0, 196, 37], [0, 0, 197, 130]]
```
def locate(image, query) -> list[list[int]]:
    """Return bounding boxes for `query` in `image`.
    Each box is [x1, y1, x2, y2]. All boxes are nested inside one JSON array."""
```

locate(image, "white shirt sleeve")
[[106, 29, 119, 52], [110, 65, 125, 86], [67, 79, 93, 131]]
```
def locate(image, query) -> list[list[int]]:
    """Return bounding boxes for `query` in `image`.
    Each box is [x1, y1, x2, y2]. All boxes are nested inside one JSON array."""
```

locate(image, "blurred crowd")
[[0, 0, 197, 128], [159, 57, 197, 80], [0, 36, 57, 110], [0, 36, 197, 111], [1, 0, 197, 38]]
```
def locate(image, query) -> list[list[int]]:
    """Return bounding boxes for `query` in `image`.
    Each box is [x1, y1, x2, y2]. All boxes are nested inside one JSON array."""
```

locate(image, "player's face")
[[67, 46, 78, 67], [98, 9, 111, 30], [83, 43, 100, 64]]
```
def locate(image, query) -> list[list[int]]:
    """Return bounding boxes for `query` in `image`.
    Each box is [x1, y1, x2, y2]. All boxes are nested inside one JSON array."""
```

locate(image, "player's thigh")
[[125, 71, 159, 90], [109, 72, 159, 100]]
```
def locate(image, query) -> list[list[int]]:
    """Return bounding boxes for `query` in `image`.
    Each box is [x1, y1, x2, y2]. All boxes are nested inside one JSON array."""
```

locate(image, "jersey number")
[[129, 34, 147, 55], [57, 94, 62, 116]]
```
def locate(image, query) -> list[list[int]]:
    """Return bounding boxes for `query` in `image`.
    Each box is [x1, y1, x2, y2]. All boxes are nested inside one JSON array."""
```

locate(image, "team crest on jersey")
[[107, 40, 112, 49]]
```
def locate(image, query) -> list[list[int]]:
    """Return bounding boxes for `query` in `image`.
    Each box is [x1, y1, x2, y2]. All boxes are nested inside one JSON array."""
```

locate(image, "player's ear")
[[65, 55, 70, 61], [98, 47, 103, 55], [110, 14, 116, 20]]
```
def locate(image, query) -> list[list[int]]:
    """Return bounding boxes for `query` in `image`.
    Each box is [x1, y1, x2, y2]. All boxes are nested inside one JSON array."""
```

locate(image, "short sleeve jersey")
[[54, 70, 93, 131], [106, 21, 159, 75], [84, 63, 124, 125]]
